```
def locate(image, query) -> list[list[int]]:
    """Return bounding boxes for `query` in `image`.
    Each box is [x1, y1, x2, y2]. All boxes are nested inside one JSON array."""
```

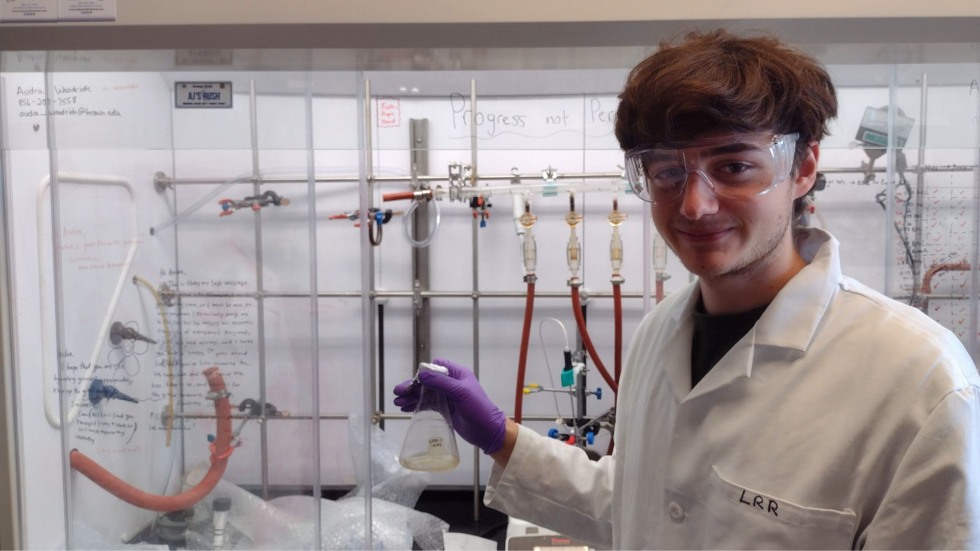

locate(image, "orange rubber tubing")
[[513, 280, 535, 423], [382, 190, 417, 202], [69, 366, 234, 512], [571, 286, 618, 394], [920, 262, 971, 294], [613, 283, 623, 385]]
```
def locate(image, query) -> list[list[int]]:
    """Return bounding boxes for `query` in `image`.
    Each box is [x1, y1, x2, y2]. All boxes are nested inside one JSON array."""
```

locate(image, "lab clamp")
[[159, 396, 289, 466], [218, 190, 290, 217]]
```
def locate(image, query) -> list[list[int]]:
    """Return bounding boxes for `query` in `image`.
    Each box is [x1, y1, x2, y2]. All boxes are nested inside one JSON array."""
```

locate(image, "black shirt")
[[691, 299, 770, 387]]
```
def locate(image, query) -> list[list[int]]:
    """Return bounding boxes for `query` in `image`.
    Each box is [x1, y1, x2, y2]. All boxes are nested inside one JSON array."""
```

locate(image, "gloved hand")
[[393, 358, 507, 455]]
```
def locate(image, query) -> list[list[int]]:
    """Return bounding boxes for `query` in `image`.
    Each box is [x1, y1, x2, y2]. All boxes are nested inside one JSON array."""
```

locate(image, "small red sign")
[[377, 98, 400, 128]]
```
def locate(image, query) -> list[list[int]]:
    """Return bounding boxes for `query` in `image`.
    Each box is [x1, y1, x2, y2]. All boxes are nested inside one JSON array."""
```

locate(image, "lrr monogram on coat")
[[739, 489, 779, 516]]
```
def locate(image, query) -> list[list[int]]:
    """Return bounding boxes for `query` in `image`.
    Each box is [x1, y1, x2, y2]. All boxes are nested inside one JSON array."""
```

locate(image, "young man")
[[395, 30, 980, 549]]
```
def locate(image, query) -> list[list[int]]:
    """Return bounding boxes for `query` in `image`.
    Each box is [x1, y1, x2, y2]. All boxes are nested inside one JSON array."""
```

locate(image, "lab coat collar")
[[665, 228, 842, 402], [753, 227, 841, 352], [663, 282, 701, 402]]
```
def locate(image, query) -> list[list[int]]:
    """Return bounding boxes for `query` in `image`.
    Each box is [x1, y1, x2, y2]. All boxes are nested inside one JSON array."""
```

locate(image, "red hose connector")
[[613, 282, 623, 385], [514, 280, 536, 423], [70, 366, 234, 512], [383, 189, 432, 202]]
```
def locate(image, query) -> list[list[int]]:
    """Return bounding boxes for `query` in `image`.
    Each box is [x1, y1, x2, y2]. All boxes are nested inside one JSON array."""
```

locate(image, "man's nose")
[[678, 171, 719, 220]]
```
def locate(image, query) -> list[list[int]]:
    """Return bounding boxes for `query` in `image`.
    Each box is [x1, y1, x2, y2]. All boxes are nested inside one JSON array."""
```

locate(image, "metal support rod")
[[575, 303, 588, 421], [883, 68, 899, 297], [0, 74, 25, 550], [163, 288, 970, 303], [469, 78, 481, 523], [156, 170, 624, 187], [377, 303, 386, 430], [970, 86, 980, 362], [153, 163, 980, 188], [358, 76, 376, 551], [173, 411, 567, 423], [155, 175, 363, 186], [44, 55, 75, 551], [303, 65, 323, 549], [642, 194, 653, 314], [151, 165, 976, 205], [819, 164, 976, 174], [163, 289, 649, 300], [248, 80, 271, 500], [410, 119, 431, 367], [912, 73, 929, 304]]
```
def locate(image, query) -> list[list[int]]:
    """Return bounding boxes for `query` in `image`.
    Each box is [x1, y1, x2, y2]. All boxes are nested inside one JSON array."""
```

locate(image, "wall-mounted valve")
[[519, 200, 538, 281], [329, 208, 401, 246], [546, 427, 596, 446], [328, 208, 398, 226], [88, 378, 139, 405], [608, 199, 628, 284], [565, 193, 583, 284], [109, 321, 156, 345]]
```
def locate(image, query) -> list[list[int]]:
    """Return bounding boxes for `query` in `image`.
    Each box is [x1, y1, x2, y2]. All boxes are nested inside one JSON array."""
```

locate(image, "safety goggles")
[[624, 133, 800, 203]]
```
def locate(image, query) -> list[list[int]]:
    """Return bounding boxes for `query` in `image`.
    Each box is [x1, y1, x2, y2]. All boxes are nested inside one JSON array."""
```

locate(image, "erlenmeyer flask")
[[399, 363, 460, 471]]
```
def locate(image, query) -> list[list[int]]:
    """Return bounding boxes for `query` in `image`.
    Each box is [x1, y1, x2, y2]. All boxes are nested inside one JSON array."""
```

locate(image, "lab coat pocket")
[[700, 466, 857, 550]]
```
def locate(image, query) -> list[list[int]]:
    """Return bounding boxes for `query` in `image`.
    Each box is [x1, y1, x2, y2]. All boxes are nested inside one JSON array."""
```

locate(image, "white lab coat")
[[485, 228, 980, 549]]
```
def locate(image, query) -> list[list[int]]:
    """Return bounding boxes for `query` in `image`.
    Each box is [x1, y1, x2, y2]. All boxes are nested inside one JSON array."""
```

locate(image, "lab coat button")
[[667, 501, 685, 522]]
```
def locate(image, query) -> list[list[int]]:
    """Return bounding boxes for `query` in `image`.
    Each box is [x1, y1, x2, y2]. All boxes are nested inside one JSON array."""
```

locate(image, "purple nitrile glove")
[[392, 358, 507, 455]]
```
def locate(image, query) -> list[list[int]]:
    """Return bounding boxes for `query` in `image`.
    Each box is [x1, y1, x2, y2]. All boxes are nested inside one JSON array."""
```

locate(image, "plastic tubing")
[[132, 275, 174, 446], [69, 366, 233, 512], [570, 286, 618, 394], [401, 198, 442, 248], [513, 280, 535, 423], [37, 173, 139, 428]]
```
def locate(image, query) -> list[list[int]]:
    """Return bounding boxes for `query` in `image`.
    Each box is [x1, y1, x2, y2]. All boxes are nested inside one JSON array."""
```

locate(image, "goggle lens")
[[625, 133, 799, 203]]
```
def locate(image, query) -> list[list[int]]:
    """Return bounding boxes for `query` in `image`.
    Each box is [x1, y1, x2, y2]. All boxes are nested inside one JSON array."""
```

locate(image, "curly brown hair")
[[615, 29, 838, 160]]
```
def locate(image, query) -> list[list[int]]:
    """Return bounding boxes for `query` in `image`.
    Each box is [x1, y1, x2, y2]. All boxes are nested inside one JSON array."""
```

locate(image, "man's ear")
[[792, 142, 820, 200]]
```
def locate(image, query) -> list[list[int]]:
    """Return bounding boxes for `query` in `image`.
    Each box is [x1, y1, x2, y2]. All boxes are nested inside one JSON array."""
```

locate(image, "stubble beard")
[[675, 208, 793, 285]]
